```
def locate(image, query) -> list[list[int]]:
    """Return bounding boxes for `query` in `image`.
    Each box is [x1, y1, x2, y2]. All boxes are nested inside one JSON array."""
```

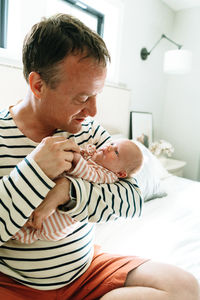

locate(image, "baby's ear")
[[116, 171, 127, 178]]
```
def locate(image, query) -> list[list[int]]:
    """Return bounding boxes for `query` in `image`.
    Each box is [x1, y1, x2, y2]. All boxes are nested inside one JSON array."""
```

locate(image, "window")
[[0, 0, 124, 84], [0, 0, 8, 48], [63, 0, 104, 37]]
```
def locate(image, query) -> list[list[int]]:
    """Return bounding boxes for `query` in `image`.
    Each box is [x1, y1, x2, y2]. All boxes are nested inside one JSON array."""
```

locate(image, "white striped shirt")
[[0, 108, 142, 290]]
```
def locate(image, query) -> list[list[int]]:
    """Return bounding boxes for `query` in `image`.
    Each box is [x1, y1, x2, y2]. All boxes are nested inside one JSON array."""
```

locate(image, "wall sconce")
[[140, 34, 192, 74]]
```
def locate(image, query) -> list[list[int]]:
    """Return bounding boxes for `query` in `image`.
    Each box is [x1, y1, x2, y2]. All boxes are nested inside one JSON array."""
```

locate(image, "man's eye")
[[80, 97, 88, 103], [76, 96, 88, 103], [115, 150, 119, 155]]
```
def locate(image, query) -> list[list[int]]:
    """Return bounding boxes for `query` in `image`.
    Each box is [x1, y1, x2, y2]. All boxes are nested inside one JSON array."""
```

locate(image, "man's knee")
[[175, 270, 200, 300], [125, 260, 200, 300]]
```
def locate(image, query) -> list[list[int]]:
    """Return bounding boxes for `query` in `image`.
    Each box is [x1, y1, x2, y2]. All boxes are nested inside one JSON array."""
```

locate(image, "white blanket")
[[95, 175, 200, 282]]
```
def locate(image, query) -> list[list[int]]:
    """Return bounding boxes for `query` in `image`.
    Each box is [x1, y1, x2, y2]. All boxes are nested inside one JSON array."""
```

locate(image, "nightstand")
[[159, 158, 187, 177]]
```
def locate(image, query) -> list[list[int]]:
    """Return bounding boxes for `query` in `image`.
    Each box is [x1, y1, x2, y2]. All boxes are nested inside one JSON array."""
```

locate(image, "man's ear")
[[28, 72, 44, 99], [116, 170, 127, 178]]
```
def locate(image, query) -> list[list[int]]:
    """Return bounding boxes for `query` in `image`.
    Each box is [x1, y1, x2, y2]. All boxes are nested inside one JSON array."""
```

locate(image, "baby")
[[70, 138, 143, 183], [13, 139, 143, 243]]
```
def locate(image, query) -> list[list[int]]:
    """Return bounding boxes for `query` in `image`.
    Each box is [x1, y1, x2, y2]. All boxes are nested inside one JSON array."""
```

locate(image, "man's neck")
[[10, 96, 55, 143]]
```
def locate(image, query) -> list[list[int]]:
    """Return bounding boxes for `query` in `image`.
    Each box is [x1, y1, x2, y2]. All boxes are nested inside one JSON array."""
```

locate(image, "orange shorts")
[[0, 245, 148, 300]]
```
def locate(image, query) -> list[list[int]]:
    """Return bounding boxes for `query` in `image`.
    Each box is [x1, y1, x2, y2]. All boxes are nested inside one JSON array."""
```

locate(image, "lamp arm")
[[162, 34, 182, 49], [149, 34, 182, 54], [149, 35, 163, 54]]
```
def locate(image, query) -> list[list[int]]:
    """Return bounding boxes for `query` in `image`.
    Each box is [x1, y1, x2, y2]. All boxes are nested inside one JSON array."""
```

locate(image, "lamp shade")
[[163, 49, 192, 74]]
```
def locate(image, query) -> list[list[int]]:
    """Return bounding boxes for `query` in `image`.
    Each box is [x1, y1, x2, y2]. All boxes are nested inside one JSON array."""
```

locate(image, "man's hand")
[[26, 177, 71, 229], [71, 152, 82, 169], [29, 137, 80, 179]]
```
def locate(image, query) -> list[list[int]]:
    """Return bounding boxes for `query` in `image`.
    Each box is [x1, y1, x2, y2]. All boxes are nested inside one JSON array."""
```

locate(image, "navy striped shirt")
[[0, 108, 142, 290]]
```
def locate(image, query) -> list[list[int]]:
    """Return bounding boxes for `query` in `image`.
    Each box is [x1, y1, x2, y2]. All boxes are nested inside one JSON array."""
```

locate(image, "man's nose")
[[84, 97, 97, 117]]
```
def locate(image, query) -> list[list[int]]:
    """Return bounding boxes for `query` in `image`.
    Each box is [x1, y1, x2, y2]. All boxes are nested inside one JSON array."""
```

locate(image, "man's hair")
[[22, 13, 110, 88]]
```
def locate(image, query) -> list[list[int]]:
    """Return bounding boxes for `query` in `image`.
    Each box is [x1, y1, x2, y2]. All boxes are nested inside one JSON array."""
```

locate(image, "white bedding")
[[95, 175, 200, 282]]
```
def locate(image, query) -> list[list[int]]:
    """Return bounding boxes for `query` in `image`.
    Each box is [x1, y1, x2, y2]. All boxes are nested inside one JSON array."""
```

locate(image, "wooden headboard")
[[0, 64, 131, 137]]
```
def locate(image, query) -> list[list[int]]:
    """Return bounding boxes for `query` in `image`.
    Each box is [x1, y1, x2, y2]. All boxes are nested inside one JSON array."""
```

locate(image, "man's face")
[[38, 54, 107, 134]]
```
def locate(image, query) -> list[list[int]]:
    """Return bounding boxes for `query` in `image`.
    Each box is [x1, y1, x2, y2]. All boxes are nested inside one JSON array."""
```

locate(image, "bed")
[[95, 150, 200, 282], [94, 84, 200, 283]]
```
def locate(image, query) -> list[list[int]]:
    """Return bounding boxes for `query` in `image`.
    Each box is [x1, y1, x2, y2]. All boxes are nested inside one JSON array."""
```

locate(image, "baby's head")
[[91, 139, 143, 178]]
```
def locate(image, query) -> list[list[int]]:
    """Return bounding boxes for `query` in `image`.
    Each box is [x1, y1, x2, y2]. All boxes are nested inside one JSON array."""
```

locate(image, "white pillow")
[[133, 141, 169, 201]]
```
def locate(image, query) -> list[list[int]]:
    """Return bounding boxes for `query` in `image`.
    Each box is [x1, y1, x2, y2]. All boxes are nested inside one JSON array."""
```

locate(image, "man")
[[0, 14, 199, 300]]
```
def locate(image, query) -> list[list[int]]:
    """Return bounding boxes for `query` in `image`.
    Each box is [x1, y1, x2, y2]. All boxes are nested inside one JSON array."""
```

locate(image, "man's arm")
[[0, 137, 79, 245], [62, 175, 142, 223], [0, 156, 55, 246], [26, 177, 71, 229]]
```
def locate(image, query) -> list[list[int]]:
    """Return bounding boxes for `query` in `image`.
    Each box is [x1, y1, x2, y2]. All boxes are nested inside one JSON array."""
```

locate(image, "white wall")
[[161, 8, 200, 180], [1, 0, 199, 180], [118, 0, 174, 141], [0, 65, 27, 108], [119, 1, 200, 181]]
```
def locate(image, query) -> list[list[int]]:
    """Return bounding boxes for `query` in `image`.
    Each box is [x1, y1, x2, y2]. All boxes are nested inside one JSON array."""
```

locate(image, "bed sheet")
[[95, 175, 200, 282]]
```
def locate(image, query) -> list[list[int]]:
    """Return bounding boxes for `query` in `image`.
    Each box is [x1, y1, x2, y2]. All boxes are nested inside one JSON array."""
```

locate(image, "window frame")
[[0, 0, 8, 48], [63, 0, 104, 37]]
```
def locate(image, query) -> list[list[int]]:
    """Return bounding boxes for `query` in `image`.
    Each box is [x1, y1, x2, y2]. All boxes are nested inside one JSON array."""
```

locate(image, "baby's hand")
[[26, 177, 71, 229], [80, 144, 96, 159], [86, 144, 96, 155]]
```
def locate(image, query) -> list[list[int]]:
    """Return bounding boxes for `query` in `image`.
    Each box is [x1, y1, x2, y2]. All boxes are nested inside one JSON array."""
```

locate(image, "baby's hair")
[[124, 141, 143, 177]]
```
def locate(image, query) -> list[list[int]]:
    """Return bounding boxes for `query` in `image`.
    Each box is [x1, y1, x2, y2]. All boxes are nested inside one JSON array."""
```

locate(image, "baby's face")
[[91, 140, 128, 173]]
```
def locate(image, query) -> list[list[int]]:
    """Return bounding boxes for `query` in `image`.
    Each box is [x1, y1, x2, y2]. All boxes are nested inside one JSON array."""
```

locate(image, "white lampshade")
[[163, 49, 192, 74]]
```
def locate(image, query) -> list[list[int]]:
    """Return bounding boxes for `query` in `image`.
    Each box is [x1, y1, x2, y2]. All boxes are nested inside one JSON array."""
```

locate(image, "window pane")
[[70, 5, 98, 32], [45, 0, 100, 34], [3, 0, 123, 84], [0, 0, 8, 48]]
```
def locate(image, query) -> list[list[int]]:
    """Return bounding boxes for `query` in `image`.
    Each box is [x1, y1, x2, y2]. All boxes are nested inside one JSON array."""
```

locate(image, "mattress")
[[95, 175, 200, 282]]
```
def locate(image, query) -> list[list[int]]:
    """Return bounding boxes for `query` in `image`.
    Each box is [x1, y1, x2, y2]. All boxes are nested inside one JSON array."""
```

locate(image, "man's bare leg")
[[100, 261, 200, 300]]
